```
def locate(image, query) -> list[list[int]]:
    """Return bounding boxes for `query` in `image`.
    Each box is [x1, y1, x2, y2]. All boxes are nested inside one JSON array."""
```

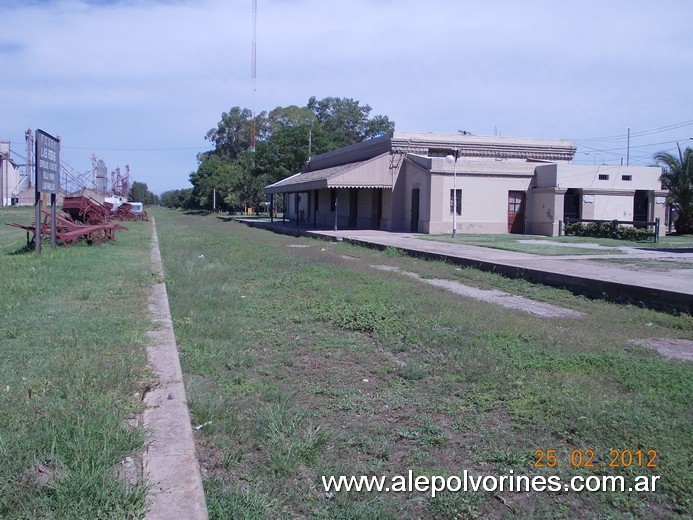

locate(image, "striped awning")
[[264, 153, 394, 194]]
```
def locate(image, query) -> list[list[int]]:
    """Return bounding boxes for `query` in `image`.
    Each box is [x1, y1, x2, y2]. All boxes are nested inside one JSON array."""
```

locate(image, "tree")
[[189, 155, 244, 211], [160, 188, 194, 209], [128, 181, 158, 205], [189, 97, 396, 213], [265, 105, 317, 134], [653, 146, 693, 234], [160, 189, 181, 208], [204, 107, 258, 161], [307, 96, 395, 149], [254, 123, 333, 184]]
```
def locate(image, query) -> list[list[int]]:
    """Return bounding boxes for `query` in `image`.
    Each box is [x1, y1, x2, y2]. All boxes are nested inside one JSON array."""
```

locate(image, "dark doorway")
[[634, 191, 649, 227], [348, 189, 358, 227], [507, 191, 526, 233], [410, 188, 420, 232], [563, 188, 581, 221], [370, 190, 382, 229], [313, 190, 319, 227]]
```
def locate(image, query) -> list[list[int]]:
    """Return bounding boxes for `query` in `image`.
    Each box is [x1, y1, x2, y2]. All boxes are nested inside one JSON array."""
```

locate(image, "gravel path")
[[372, 265, 585, 318]]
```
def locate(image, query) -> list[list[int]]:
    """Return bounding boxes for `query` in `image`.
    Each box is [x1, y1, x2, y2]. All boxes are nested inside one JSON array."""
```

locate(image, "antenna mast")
[[250, 0, 257, 151]]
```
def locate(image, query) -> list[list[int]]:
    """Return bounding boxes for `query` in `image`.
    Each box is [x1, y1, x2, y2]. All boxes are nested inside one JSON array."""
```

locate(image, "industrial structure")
[[0, 140, 28, 206], [0, 130, 131, 207], [250, 0, 257, 151]]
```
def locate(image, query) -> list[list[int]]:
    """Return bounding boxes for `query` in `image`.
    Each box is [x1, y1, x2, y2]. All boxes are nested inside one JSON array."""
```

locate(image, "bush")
[[564, 221, 654, 241]]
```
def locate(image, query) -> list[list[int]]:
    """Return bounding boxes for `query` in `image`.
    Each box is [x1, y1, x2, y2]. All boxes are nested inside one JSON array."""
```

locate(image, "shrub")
[[564, 221, 654, 241]]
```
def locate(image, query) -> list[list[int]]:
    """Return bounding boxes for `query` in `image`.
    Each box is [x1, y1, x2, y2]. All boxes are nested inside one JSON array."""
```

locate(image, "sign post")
[[35, 129, 60, 252]]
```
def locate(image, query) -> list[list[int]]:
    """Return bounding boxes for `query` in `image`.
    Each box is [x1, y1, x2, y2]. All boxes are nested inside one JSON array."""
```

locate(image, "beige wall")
[[531, 163, 666, 236], [394, 161, 430, 232], [534, 163, 662, 191], [585, 191, 635, 220], [428, 174, 532, 234], [424, 156, 538, 234], [526, 187, 565, 236]]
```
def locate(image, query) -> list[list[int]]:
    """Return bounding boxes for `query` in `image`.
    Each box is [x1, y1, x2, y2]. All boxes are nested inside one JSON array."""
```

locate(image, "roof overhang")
[[265, 153, 394, 194]]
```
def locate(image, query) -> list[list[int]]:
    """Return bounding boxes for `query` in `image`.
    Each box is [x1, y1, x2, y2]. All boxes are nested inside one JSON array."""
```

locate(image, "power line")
[[578, 139, 683, 155], [570, 119, 693, 142], [61, 146, 208, 151]]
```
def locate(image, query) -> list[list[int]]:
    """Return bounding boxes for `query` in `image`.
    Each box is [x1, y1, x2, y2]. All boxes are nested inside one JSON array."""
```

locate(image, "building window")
[[330, 189, 336, 212], [599, 174, 609, 180], [449, 189, 461, 215], [622, 175, 632, 181]]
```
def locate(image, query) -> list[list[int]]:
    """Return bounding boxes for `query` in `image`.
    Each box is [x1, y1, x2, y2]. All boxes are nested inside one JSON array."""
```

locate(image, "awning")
[[264, 153, 394, 194]]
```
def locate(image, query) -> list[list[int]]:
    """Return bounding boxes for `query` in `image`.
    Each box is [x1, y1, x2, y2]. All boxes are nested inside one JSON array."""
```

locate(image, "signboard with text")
[[36, 129, 59, 193]]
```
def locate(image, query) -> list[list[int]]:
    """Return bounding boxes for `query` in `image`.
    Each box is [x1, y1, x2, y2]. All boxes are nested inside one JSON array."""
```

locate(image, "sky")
[[1, 0, 692, 195]]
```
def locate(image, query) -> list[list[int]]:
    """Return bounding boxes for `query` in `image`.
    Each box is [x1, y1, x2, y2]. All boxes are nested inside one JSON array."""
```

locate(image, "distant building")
[[0, 141, 30, 206], [264, 132, 666, 236]]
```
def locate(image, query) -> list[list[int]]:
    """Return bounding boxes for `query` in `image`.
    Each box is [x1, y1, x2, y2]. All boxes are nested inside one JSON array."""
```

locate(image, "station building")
[[264, 132, 667, 236]]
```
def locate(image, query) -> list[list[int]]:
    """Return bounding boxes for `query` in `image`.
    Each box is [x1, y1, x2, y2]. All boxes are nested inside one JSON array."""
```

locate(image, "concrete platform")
[[239, 219, 692, 314]]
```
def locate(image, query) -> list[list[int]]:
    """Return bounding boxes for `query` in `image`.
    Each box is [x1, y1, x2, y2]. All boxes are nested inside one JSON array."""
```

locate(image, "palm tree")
[[653, 146, 693, 234]]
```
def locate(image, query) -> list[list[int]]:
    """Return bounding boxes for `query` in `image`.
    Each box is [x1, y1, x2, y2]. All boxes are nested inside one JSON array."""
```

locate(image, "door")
[[633, 191, 649, 227], [507, 191, 526, 233], [563, 188, 581, 221], [348, 189, 358, 227], [370, 189, 382, 229], [410, 188, 420, 232], [313, 190, 319, 227]]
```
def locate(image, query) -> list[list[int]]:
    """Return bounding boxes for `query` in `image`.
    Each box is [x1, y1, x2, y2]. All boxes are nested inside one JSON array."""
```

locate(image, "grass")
[[587, 258, 693, 270], [0, 205, 153, 519], [154, 208, 692, 519], [419, 233, 693, 256]]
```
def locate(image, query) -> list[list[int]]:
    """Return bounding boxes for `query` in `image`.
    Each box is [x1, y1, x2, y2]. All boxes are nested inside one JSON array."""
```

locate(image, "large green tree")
[[203, 107, 267, 161], [254, 123, 333, 184], [307, 96, 395, 149], [264, 105, 317, 134], [653, 146, 693, 234], [189, 155, 246, 211], [160, 188, 193, 209], [190, 96, 395, 212], [128, 181, 158, 205]]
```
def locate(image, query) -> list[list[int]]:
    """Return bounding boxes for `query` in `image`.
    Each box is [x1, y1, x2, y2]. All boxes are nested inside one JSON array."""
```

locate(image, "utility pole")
[[626, 128, 630, 166], [25, 129, 33, 188]]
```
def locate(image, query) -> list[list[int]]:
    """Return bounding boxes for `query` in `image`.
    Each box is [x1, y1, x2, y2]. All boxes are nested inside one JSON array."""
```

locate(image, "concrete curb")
[[143, 219, 208, 520]]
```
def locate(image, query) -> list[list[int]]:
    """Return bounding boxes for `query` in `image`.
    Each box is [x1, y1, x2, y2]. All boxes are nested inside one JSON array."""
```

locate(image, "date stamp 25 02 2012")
[[534, 449, 658, 469]]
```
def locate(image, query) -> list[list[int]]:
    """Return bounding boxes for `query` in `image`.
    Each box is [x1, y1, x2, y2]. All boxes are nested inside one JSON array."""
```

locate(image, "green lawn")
[[155, 208, 692, 520], [0, 206, 152, 519]]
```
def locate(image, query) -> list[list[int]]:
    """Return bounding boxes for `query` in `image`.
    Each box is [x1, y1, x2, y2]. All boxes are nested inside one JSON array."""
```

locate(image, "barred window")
[[449, 189, 462, 215]]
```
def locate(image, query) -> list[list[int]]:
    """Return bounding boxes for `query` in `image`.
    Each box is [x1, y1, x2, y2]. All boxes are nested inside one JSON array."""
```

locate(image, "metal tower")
[[250, 0, 257, 151]]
